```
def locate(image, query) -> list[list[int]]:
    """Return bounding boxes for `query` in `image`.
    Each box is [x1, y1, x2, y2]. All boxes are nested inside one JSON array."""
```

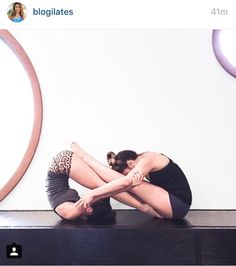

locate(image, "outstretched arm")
[[71, 144, 162, 217], [71, 142, 148, 185], [72, 143, 154, 208]]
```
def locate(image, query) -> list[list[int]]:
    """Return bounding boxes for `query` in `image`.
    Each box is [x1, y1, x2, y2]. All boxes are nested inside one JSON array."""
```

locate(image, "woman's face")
[[123, 168, 131, 175], [81, 206, 93, 217], [122, 160, 136, 175], [14, 4, 21, 14]]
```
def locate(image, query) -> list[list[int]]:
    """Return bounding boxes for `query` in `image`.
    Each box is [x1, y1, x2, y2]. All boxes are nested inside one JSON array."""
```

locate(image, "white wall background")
[[1, 29, 236, 210]]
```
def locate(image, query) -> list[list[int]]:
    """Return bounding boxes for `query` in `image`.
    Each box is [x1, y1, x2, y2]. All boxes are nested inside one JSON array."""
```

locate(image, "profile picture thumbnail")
[[7, 2, 27, 23]]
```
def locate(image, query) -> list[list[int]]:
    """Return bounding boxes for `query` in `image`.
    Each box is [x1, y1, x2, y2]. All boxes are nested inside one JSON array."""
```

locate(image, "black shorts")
[[169, 193, 190, 219], [149, 157, 192, 220], [50, 188, 80, 210]]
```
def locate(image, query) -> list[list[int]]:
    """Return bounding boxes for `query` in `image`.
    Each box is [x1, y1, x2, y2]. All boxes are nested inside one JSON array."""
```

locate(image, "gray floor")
[[0, 209, 236, 228]]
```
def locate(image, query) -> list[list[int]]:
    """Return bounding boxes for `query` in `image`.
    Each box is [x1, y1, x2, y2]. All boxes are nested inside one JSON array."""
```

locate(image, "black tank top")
[[148, 159, 192, 206]]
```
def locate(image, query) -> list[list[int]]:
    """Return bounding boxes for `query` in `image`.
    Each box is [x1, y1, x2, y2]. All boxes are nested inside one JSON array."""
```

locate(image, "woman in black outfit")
[[72, 143, 192, 219]]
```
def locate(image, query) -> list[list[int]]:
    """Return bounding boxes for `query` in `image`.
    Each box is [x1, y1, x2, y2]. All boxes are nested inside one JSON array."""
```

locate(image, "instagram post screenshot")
[[0, 0, 236, 265]]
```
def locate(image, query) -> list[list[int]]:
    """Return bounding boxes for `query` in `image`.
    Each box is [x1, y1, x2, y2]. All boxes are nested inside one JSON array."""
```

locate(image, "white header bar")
[[1, 0, 236, 29]]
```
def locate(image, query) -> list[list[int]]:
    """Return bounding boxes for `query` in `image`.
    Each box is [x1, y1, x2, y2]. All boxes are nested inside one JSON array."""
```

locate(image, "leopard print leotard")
[[48, 150, 73, 175]]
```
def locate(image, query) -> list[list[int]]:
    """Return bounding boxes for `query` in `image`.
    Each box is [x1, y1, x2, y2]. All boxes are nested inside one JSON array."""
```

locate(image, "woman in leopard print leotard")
[[46, 148, 159, 220]]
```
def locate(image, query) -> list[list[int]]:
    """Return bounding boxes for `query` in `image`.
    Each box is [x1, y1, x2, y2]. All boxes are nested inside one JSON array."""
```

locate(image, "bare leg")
[[71, 143, 172, 218], [56, 154, 162, 219], [130, 182, 173, 218]]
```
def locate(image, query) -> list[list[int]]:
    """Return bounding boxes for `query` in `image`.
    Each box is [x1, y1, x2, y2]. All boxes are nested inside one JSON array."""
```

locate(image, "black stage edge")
[[0, 210, 236, 265]]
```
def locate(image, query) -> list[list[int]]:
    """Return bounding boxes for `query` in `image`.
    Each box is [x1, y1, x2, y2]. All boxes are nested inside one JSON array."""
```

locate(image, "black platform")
[[0, 210, 236, 265]]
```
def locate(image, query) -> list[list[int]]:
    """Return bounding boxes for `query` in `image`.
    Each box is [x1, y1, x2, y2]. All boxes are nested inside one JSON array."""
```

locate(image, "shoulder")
[[142, 151, 162, 161], [135, 152, 160, 170], [142, 151, 170, 170]]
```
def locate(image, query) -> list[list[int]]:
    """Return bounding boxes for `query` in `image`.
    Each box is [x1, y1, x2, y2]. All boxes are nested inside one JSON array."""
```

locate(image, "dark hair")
[[107, 150, 138, 173]]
